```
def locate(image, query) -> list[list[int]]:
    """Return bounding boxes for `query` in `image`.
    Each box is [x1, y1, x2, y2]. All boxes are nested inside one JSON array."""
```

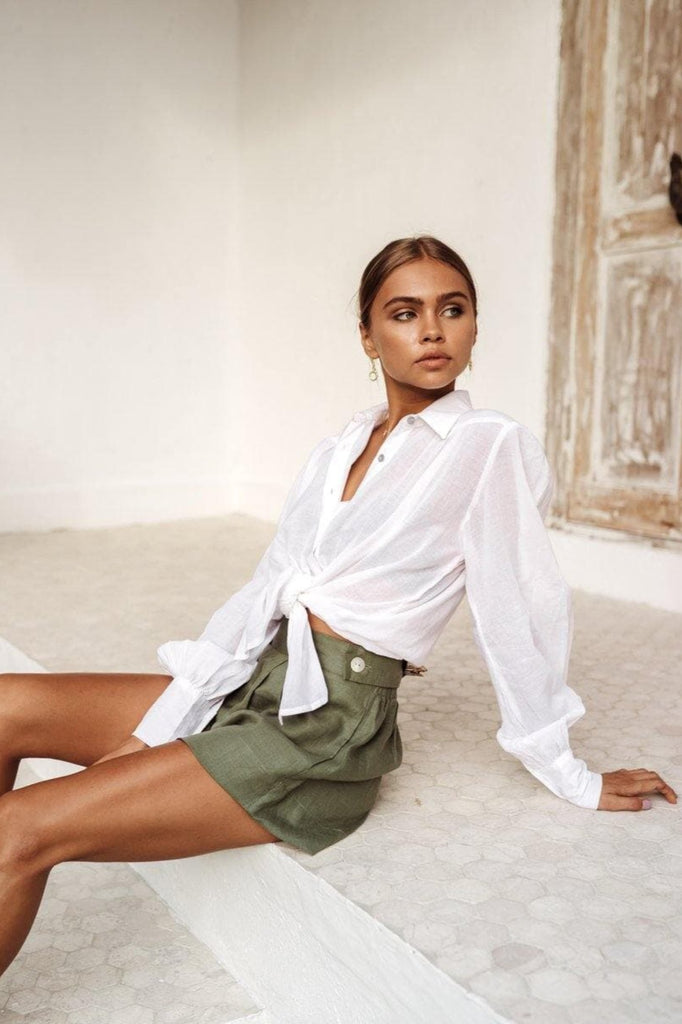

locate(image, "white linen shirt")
[[133, 388, 603, 810]]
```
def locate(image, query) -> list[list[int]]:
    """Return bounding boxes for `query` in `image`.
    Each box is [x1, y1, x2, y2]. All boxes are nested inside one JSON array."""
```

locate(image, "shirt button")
[[350, 656, 366, 672], [377, 453, 385, 462], [407, 415, 416, 424]]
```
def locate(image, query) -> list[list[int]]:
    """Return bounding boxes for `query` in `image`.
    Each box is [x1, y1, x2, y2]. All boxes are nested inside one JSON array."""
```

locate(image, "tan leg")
[[0, 670, 172, 793], [0, 739, 279, 975]]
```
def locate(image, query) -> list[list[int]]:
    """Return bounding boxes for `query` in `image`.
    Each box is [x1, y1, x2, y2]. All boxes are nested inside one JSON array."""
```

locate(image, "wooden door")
[[547, 0, 682, 544]]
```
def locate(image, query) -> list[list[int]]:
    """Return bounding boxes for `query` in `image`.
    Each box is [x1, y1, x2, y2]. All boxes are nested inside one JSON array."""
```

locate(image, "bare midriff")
[[306, 608, 349, 642]]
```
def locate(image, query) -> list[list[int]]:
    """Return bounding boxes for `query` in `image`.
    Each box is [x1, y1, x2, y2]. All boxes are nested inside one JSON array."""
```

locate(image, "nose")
[[421, 308, 443, 342]]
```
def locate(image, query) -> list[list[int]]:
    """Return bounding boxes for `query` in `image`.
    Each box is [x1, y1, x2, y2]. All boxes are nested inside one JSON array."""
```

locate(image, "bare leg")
[[0, 670, 172, 794], [0, 740, 278, 975]]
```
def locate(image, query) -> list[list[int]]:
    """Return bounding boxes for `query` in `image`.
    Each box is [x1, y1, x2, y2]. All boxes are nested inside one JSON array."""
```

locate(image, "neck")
[[379, 382, 456, 438]]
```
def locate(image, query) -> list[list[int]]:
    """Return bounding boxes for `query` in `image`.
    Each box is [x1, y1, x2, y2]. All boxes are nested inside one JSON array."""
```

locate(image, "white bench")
[[5, 637, 504, 1024]]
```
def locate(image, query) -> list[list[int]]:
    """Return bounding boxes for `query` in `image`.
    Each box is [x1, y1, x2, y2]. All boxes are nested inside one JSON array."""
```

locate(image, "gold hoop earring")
[[368, 358, 379, 382]]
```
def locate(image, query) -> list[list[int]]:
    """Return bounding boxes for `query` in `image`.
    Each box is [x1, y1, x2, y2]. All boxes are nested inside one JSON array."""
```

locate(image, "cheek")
[[453, 316, 476, 339], [385, 318, 419, 340], [378, 330, 416, 361]]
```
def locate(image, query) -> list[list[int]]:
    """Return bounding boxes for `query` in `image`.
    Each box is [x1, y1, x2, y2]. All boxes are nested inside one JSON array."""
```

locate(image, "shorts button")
[[350, 656, 366, 672]]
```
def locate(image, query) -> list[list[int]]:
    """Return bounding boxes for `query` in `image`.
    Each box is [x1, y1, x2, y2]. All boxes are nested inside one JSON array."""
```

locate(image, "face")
[[359, 257, 477, 397]]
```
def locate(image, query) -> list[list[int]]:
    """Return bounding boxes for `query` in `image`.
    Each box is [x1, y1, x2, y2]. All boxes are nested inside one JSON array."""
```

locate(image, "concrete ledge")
[[3, 517, 680, 1024], [7, 638, 504, 1024], [134, 848, 506, 1024]]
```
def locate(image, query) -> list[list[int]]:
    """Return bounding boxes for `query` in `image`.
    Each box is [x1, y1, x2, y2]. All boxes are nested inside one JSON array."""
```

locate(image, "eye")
[[393, 309, 417, 321], [443, 304, 464, 318]]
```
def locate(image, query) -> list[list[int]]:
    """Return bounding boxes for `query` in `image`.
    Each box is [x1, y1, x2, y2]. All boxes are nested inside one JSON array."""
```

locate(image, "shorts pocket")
[[215, 645, 287, 720], [276, 669, 382, 764], [309, 686, 401, 781]]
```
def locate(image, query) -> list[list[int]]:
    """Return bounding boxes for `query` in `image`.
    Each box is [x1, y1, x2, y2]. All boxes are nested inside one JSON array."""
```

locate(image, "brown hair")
[[358, 235, 478, 329]]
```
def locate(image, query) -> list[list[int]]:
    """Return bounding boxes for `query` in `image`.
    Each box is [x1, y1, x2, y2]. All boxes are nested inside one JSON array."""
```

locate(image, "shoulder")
[[457, 404, 529, 433], [308, 432, 340, 458], [454, 406, 544, 457], [293, 429, 341, 479], [296, 403, 374, 472], [453, 408, 552, 500]]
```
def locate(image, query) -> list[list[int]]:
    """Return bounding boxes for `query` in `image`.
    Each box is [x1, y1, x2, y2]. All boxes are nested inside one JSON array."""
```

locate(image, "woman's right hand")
[[598, 768, 677, 811], [92, 736, 149, 766]]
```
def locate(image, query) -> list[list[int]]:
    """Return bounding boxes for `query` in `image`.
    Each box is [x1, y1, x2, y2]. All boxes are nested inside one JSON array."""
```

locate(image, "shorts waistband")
[[272, 617, 404, 689]]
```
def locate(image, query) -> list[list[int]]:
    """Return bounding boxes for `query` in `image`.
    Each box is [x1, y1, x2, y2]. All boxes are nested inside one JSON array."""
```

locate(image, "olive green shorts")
[[181, 617, 404, 855]]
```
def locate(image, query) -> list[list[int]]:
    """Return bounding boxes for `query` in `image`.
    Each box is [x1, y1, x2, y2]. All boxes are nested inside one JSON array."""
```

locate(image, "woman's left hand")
[[598, 768, 678, 811]]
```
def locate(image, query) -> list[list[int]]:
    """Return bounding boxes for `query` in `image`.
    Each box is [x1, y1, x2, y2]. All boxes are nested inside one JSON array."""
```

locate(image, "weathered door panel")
[[548, 0, 682, 543]]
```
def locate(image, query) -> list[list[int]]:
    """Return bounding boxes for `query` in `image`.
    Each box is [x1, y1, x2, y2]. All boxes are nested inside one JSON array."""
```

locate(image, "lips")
[[417, 353, 450, 363]]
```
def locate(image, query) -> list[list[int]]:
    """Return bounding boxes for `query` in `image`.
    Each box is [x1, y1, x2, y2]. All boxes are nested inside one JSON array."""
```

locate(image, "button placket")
[[313, 426, 366, 550], [370, 424, 410, 477]]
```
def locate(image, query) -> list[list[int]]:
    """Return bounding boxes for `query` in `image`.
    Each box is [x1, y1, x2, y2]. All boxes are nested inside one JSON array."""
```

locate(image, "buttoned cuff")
[[132, 676, 222, 747], [524, 749, 603, 809]]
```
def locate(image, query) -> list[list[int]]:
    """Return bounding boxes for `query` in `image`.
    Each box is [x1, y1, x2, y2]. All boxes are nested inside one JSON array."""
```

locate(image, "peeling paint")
[[548, 0, 682, 543]]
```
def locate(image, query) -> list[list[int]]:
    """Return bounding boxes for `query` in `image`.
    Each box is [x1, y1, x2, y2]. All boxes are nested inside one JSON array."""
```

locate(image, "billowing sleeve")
[[132, 535, 283, 746], [132, 434, 335, 747], [459, 422, 603, 809]]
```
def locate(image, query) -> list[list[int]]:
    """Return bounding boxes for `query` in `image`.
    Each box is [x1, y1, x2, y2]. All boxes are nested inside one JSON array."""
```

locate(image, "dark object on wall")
[[670, 153, 682, 225]]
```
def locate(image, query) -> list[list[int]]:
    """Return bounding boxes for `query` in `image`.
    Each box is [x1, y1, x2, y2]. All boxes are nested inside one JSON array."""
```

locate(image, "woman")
[[0, 235, 676, 977]]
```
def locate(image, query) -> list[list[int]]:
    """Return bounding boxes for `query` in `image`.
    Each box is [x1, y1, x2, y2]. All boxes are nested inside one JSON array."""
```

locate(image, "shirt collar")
[[352, 388, 473, 439]]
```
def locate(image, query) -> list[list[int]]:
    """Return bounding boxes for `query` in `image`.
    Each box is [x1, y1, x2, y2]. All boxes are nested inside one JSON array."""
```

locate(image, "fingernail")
[[642, 799, 652, 809]]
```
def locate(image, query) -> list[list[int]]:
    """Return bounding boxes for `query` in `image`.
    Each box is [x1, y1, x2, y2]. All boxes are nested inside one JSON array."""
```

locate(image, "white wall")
[[0, 0, 240, 530], [234, 0, 681, 614], [2, 0, 680, 611], [235, 0, 563, 508]]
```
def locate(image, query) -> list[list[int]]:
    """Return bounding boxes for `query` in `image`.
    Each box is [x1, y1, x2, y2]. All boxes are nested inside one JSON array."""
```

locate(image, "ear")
[[359, 321, 378, 359]]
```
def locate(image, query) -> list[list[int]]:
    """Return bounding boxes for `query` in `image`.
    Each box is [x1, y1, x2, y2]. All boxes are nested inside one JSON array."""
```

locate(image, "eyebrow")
[[382, 291, 469, 309]]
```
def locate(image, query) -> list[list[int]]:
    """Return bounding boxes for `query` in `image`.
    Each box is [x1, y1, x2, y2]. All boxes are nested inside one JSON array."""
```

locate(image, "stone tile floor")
[[1, 515, 681, 1023], [0, 800, 261, 1024]]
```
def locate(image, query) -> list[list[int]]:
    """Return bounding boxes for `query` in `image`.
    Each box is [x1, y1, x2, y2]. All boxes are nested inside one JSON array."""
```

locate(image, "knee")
[[0, 792, 48, 876]]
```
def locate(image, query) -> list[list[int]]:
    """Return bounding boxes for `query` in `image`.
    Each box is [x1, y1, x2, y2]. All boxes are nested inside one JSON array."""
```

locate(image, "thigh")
[[0, 671, 172, 766], [6, 740, 278, 869]]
